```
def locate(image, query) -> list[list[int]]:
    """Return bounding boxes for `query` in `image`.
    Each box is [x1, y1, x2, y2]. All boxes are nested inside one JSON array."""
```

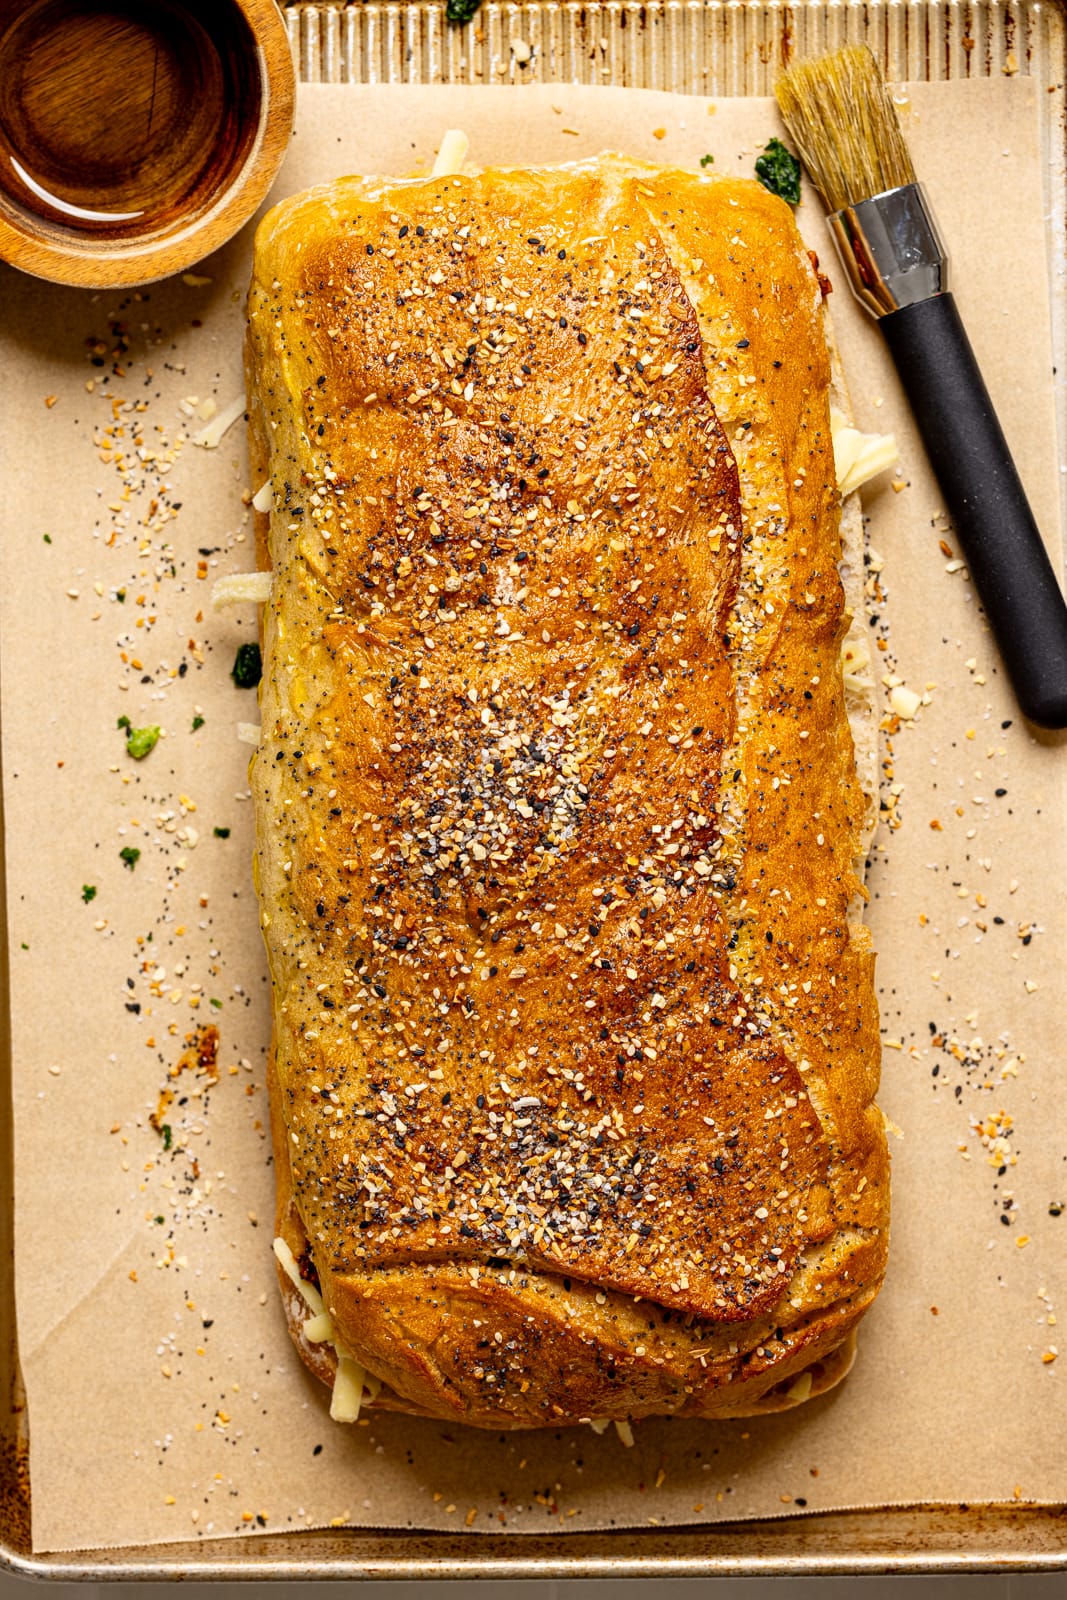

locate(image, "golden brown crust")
[[248, 156, 888, 1428]]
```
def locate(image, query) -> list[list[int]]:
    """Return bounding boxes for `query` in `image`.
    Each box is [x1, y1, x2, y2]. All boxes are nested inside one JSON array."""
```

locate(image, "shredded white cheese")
[[830, 411, 865, 484], [840, 435, 898, 497], [785, 1370, 814, 1403], [841, 636, 874, 694], [274, 1238, 381, 1422], [192, 392, 246, 449], [272, 1236, 326, 1317], [587, 1418, 611, 1435], [889, 684, 922, 720], [330, 1354, 367, 1423], [432, 129, 470, 178], [613, 1419, 635, 1447], [302, 1311, 335, 1343], [252, 480, 273, 513], [211, 571, 272, 609], [830, 407, 898, 497], [237, 722, 262, 746]]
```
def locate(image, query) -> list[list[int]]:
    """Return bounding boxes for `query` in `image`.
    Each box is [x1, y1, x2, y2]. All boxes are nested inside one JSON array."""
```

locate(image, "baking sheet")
[[2, 78, 1065, 1556]]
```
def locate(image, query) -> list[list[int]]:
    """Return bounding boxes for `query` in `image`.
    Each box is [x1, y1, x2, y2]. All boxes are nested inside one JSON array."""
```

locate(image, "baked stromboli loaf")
[[246, 154, 888, 1428]]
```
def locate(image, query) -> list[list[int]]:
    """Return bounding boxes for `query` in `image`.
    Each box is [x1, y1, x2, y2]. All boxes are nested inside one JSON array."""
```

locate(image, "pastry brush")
[[776, 44, 1067, 729]]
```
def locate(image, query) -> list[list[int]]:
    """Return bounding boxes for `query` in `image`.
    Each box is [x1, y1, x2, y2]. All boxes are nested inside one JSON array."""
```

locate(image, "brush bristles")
[[775, 44, 916, 213]]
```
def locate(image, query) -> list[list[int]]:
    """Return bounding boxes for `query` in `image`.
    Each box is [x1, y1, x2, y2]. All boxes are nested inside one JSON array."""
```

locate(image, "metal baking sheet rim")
[[2, 0, 1065, 1578]]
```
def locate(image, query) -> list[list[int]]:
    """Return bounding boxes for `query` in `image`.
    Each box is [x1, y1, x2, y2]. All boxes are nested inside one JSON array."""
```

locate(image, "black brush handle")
[[881, 292, 1067, 729]]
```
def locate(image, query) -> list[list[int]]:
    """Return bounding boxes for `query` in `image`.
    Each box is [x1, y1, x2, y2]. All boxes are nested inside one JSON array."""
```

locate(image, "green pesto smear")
[[755, 138, 801, 206]]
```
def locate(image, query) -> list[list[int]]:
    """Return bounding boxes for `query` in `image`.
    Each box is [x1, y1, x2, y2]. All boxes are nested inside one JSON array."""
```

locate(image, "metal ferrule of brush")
[[828, 183, 948, 318]]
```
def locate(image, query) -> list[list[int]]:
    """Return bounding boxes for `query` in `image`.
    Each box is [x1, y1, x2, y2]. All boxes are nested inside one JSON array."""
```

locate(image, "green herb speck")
[[161, 1123, 173, 1151], [115, 588, 126, 603], [213, 826, 230, 839], [446, 0, 482, 22], [42, 534, 52, 544], [209, 998, 223, 1010], [119, 846, 141, 870], [125, 724, 161, 760], [81, 885, 97, 903], [192, 714, 205, 732], [231, 642, 262, 689], [699, 153, 715, 168], [755, 137, 801, 205]]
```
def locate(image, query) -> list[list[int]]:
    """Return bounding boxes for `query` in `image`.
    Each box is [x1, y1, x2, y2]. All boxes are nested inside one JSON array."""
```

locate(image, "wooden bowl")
[[0, 0, 294, 288]]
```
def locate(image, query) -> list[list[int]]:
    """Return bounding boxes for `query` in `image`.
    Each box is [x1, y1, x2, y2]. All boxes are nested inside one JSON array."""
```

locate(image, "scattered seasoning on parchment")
[[52, 294, 293, 1535], [863, 476, 1062, 1383]]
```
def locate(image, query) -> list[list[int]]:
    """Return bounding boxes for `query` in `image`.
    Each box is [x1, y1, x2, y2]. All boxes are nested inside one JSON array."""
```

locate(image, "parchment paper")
[[2, 79, 1065, 1555]]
